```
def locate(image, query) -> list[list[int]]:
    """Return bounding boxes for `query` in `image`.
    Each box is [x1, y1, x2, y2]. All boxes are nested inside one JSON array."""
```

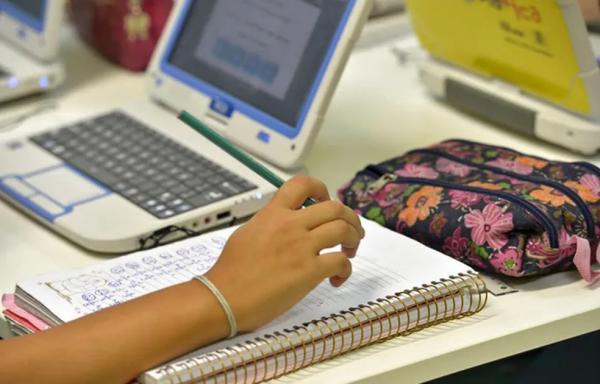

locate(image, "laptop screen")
[[162, 0, 354, 136], [407, 0, 598, 117], [0, 0, 46, 32]]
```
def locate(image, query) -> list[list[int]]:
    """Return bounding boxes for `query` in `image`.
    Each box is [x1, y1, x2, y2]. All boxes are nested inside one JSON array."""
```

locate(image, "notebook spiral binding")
[[159, 272, 487, 384]]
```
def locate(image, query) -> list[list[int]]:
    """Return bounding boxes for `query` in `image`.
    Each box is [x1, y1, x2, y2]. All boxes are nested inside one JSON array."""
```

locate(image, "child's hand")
[[0, 176, 364, 383], [205, 176, 365, 332]]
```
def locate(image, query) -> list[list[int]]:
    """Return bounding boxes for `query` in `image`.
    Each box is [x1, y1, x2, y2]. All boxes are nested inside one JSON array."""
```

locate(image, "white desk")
[[1, 17, 600, 383]]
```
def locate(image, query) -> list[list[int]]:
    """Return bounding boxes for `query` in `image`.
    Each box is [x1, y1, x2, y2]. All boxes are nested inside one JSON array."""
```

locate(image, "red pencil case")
[[69, 0, 173, 71]]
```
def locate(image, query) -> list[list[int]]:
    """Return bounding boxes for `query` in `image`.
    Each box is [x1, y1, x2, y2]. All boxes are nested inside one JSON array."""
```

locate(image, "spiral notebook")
[[3, 219, 487, 383]]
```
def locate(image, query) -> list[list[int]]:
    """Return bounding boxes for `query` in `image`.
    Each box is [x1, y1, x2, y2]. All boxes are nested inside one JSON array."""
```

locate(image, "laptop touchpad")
[[25, 166, 108, 206], [1, 165, 110, 221]]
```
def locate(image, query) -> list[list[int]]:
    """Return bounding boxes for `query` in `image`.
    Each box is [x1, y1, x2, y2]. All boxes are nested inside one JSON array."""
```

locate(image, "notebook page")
[[16, 218, 471, 335], [144, 219, 473, 377], [16, 226, 238, 323]]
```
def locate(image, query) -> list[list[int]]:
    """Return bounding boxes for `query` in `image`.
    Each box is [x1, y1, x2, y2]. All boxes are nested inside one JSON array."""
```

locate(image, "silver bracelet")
[[194, 275, 238, 338]]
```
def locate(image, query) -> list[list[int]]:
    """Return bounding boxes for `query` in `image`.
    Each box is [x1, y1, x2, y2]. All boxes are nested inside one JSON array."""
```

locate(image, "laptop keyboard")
[[30, 111, 257, 219]]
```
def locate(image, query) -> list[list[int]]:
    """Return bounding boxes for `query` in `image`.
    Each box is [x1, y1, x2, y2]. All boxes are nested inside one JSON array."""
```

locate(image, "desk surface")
[[1, 17, 600, 384]]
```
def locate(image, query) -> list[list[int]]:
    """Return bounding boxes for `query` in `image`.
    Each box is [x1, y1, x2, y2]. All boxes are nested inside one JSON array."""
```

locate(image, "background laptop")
[[407, 0, 600, 155], [0, 0, 372, 253], [0, 0, 65, 102]]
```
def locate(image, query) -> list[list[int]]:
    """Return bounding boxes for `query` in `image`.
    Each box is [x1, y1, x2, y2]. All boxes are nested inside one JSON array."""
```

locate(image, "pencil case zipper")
[[406, 147, 596, 241], [364, 166, 560, 248], [443, 138, 600, 179], [572, 161, 600, 178]]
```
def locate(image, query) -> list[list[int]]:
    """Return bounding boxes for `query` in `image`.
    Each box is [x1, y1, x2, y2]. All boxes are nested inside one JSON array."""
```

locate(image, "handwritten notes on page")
[[17, 226, 238, 323], [16, 218, 472, 335], [156, 218, 474, 357]]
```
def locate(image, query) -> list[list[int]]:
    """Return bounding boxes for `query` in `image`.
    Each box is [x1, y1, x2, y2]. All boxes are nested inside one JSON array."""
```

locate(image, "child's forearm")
[[0, 280, 228, 384], [0, 176, 363, 383]]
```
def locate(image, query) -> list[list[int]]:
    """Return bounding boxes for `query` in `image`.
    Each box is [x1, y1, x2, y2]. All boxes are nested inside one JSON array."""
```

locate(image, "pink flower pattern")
[[558, 228, 578, 257], [435, 158, 474, 177], [449, 190, 482, 209], [490, 248, 522, 276], [372, 183, 406, 208], [442, 227, 469, 258], [464, 203, 514, 249], [581, 174, 600, 196], [526, 235, 558, 260], [487, 173, 528, 186], [338, 139, 599, 278], [486, 158, 533, 175], [396, 164, 439, 179]]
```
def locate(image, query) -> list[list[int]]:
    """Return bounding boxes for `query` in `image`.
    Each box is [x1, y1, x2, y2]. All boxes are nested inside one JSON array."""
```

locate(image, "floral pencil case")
[[338, 139, 600, 283]]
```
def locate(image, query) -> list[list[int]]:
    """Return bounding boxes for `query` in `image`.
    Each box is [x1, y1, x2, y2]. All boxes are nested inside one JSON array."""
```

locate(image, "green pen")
[[178, 110, 317, 207]]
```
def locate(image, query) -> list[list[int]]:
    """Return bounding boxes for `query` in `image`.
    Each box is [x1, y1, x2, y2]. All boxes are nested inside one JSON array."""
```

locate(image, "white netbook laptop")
[[407, 0, 600, 155], [0, 0, 65, 102], [0, 0, 372, 253]]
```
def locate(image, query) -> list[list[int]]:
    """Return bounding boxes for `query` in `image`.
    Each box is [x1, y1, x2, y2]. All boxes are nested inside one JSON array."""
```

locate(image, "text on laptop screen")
[[0, 0, 46, 31], [165, 0, 352, 131]]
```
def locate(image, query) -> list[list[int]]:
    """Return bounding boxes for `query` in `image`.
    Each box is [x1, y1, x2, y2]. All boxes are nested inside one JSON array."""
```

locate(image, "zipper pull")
[[367, 173, 397, 194], [573, 236, 600, 284]]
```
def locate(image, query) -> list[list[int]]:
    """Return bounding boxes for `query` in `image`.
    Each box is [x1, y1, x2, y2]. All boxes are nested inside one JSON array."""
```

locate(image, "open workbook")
[[2, 219, 487, 383]]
